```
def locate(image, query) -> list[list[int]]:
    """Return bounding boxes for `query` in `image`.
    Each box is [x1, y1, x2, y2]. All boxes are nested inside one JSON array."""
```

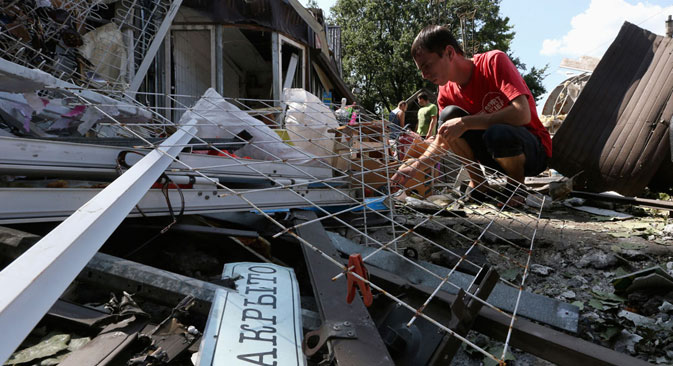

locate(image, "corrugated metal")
[[551, 22, 673, 195], [326, 26, 343, 77]]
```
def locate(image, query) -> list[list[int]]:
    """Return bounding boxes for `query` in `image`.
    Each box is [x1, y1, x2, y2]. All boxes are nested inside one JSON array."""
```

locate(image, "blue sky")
[[313, 0, 673, 109]]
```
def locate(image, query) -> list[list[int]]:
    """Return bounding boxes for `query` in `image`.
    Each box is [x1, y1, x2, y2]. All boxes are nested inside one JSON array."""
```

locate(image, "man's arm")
[[438, 94, 530, 140], [393, 95, 530, 188], [397, 110, 405, 127], [391, 133, 449, 187], [425, 114, 438, 139]]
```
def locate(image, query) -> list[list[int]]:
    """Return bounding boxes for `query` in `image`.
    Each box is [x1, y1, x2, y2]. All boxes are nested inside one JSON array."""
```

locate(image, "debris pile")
[[0, 4, 670, 366]]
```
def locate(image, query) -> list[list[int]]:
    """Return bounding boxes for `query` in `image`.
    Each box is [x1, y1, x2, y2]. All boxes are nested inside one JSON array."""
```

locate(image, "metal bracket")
[[430, 266, 499, 364], [302, 320, 358, 357]]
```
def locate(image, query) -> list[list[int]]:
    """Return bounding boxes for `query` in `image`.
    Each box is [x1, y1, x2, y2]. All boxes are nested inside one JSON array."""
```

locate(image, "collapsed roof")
[[551, 21, 673, 196]]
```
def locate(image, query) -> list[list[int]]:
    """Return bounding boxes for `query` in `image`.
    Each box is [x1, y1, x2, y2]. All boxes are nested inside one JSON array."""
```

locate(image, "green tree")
[[330, 0, 547, 111], [522, 65, 549, 102]]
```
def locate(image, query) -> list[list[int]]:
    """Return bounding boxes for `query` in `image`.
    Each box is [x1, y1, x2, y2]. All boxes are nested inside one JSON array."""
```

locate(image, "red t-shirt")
[[437, 50, 552, 157]]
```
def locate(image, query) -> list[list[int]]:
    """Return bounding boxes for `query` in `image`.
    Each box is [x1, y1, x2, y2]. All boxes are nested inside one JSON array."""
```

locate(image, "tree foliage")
[[329, 0, 547, 111]]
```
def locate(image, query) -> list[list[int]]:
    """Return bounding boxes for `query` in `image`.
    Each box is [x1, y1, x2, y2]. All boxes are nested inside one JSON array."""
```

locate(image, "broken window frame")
[[274, 34, 307, 105]]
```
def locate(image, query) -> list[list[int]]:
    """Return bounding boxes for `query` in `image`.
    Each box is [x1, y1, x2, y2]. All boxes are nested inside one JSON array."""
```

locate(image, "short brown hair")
[[418, 93, 429, 102], [411, 25, 464, 58]]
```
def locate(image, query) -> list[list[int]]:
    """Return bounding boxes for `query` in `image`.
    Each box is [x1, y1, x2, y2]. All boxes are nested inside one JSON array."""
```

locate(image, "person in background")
[[388, 101, 407, 141], [416, 93, 438, 139], [392, 25, 551, 204]]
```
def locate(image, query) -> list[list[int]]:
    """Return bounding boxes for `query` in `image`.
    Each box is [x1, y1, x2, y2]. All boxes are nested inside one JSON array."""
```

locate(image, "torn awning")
[[551, 21, 673, 196]]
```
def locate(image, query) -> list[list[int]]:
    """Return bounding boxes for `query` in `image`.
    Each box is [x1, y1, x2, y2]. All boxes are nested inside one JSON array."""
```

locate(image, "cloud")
[[540, 0, 673, 57]]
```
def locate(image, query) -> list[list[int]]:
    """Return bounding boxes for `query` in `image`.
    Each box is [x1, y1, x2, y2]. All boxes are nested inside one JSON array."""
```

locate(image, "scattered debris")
[[577, 251, 618, 269], [0, 3, 671, 366], [4, 333, 71, 365], [530, 264, 554, 276]]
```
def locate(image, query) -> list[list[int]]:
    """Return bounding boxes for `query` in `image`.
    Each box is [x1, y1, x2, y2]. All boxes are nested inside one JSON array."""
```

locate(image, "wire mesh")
[[0, 0, 173, 91], [3, 80, 549, 364]]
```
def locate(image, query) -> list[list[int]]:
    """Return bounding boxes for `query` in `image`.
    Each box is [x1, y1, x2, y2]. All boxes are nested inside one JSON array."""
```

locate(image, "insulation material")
[[21, 93, 48, 115], [283, 88, 339, 164], [551, 22, 673, 195], [78, 23, 128, 84], [181, 88, 320, 165], [0, 98, 40, 134]]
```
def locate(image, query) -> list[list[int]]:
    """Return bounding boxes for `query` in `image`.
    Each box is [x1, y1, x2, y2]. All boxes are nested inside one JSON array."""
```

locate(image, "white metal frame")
[[0, 120, 197, 363], [0, 136, 334, 180], [276, 34, 307, 99], [0, 186, 353, 224]]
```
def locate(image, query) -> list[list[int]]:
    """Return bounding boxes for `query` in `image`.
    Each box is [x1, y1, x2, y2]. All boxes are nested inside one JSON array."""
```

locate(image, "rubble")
[[0, 2, 671, 366]]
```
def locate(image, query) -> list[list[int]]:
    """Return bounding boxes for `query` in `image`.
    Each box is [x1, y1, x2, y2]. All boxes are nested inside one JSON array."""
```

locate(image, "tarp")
[[283, 88, 338, 164]]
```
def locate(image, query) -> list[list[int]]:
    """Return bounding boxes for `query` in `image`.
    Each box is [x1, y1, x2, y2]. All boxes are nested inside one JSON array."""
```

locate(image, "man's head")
[[417, 93, 429, 107], [411, 25, 465, 86], [398, 101, 407, 111], [411, 25, 464, 58]]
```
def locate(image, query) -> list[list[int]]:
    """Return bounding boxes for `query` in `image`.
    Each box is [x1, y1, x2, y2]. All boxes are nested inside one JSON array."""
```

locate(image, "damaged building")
[[0, 1, 672, 366]]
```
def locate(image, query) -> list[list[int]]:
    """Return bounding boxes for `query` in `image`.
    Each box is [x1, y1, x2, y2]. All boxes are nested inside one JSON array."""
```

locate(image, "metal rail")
[[0, 187, 354, 224], [0, 136, 333, 181]]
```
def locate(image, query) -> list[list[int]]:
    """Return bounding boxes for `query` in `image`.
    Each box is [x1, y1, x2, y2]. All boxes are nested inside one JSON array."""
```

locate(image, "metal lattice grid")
[[0, 84, 548, 364], [0, 0, 176, 91]]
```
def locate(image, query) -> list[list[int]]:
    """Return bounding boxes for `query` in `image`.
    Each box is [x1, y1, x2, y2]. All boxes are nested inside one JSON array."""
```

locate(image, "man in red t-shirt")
[[392, 25, 551, 201]]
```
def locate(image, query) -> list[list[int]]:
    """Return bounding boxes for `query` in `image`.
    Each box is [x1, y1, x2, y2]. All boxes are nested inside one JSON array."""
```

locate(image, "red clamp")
[[346, 253, 373, 307]]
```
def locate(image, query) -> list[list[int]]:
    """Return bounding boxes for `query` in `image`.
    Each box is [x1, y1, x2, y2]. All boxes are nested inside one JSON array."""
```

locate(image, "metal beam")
[[272, 32, 281, 106], [0, 233, 231, 317], [0, 186, 354, 224], [571, 190, 673, 211], [363, 264, 652, 366], [0, 121, 197, 363], [0, 136, 333, 180], [80, 253, 225, 316], [286, 0, 330, 59]]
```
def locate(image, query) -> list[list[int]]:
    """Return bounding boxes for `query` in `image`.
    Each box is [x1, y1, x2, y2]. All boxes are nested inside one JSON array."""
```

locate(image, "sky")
[[311, 0, 673, 109]]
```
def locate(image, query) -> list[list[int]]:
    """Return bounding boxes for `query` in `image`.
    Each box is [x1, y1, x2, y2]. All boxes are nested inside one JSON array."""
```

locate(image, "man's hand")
[[390, 162, 417, 190], [438, 117, 466, 141]]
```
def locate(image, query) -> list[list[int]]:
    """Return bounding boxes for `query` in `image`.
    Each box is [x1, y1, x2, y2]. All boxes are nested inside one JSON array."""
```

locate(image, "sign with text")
[[199, 262, 305, 366]]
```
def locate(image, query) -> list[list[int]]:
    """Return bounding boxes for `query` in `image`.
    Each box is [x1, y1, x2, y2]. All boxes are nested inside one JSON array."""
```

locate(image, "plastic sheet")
[[182, 88, 320, 165], [283, 88, 338, 165]]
